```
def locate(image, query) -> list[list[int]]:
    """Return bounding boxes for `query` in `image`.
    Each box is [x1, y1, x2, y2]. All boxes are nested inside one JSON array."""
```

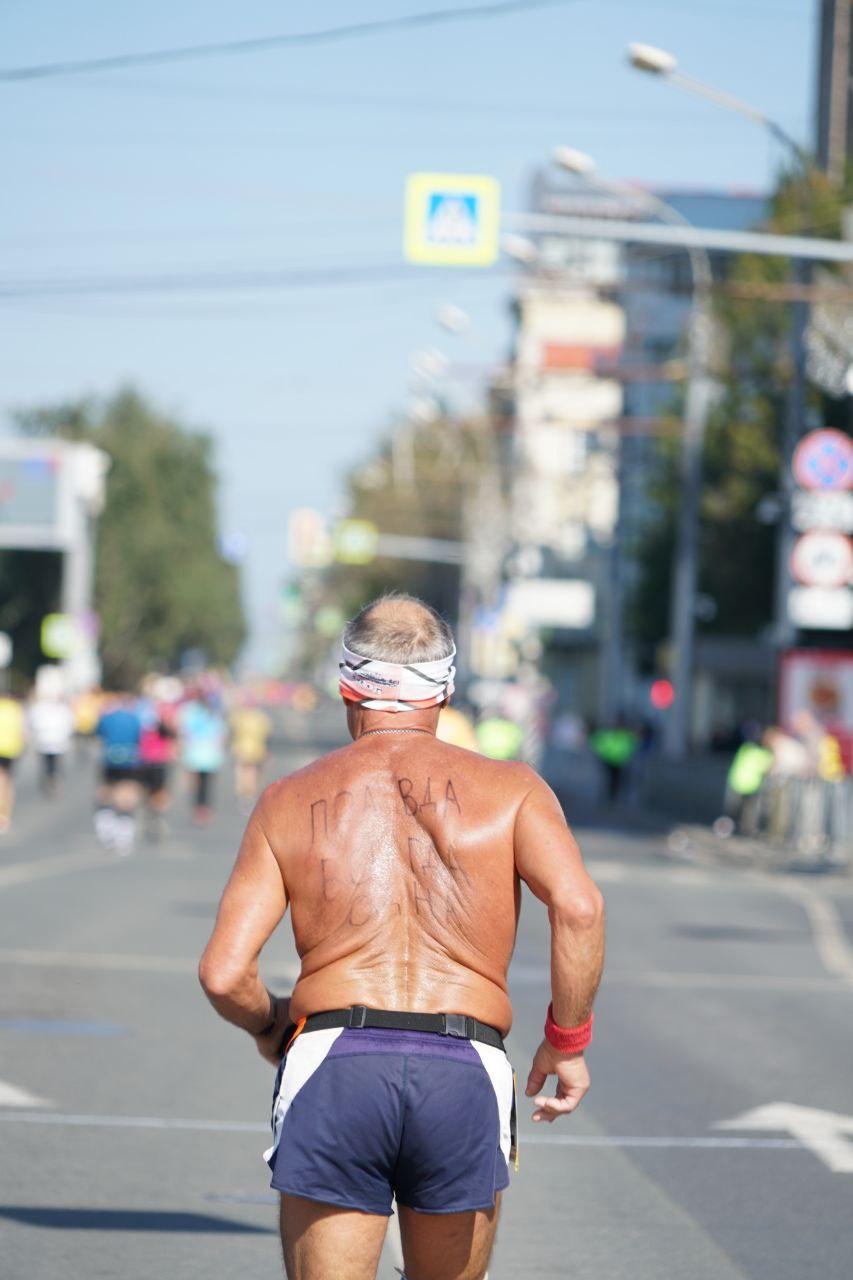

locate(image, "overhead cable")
[[0, 0, 579, 83]]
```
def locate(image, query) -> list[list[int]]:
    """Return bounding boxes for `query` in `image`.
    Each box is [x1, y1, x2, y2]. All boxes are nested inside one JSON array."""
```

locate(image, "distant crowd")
[[0, 668, 275, 850]]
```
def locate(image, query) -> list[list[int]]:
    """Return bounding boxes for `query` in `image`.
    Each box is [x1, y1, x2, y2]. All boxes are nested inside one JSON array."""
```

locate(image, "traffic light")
[[650, 678, 675, 710]]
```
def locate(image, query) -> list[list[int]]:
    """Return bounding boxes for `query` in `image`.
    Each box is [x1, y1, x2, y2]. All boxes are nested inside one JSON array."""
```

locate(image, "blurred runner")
[[435, 702, 479, 752], [29, 679, 74, 796], [588, 721, 640, 802], [200, 594, 605, 1280], [229, 695, 272, 811], [475, 711, 524, 760], [179, 690, 226, 824], [138, 694, 178, 840], [96, 695, 142, 854], [0, 692, 25, 833], [73, 687, 102, 760], [714, 735, 773, 837]]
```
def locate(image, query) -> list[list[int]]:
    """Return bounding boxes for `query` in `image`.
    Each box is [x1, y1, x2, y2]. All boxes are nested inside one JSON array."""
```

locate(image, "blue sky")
[[0, 1, 818, 667]]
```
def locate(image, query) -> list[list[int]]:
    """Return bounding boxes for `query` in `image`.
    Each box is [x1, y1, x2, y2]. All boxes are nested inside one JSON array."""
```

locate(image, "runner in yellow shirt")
[[0, 693, 26, 833], [229, 698, 273, 810]]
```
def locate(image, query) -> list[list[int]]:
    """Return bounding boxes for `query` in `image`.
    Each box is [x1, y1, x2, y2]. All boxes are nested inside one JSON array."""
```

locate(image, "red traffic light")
[[650, 678, 675, 710]]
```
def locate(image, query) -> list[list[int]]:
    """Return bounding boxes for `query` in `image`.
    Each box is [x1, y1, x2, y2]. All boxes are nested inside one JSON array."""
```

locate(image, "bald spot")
[[347, 596, 451, 664]]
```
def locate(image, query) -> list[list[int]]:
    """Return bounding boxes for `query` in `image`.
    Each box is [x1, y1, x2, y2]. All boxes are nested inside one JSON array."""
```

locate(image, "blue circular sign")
[[793, 429, 853, 492]]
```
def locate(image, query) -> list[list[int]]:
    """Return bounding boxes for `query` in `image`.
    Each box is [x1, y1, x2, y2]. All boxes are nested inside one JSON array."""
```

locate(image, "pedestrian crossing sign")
[[404, 173, 500, 266]]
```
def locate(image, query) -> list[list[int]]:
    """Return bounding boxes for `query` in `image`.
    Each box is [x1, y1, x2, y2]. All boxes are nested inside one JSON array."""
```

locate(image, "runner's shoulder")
[[469, 754, 543, 795], [255, 743, 355, 808]]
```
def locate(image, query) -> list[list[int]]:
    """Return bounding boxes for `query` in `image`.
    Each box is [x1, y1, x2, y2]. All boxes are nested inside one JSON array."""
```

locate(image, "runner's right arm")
[[513, 773, 605, 1121], [199, 797, 290, 1059]]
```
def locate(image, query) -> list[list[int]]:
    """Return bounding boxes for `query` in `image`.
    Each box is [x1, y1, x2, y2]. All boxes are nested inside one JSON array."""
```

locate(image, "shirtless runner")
[[199, 594, 605, 1280]]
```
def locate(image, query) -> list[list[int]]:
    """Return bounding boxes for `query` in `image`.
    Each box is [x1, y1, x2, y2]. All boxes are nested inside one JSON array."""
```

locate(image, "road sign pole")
[[773, 271, 810, 649], [664, 282, 715, 759]]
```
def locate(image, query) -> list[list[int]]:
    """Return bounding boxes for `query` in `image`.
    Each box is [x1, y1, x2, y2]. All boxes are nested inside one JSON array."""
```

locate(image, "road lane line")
[[509, 965, 853, 992], [0, 1080, 50, 1107], [0, 947, 199, 973], [584, 862, 627, 882], [0, 946, 299, 981], [773, 882, 853, 985], [0, 851, 120, 889], [0, 1111, 811, 1153], [606, 971, 853, 991], [0, 947, 846, 994]]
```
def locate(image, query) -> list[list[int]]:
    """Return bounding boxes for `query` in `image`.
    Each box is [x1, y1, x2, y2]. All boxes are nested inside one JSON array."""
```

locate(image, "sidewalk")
[[544, 747, 851, 878], [666, 823, 852, 878]]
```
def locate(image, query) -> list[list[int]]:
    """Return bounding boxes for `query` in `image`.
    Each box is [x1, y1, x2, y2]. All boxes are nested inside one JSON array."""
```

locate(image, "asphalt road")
[[1, 712, 852, 1279]]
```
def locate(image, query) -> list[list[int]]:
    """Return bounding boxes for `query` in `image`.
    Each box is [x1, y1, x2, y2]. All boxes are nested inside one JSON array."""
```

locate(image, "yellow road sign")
[[404, 173, 500, 267], [334, 519, 379, 565], [41, 613, 75, 659]]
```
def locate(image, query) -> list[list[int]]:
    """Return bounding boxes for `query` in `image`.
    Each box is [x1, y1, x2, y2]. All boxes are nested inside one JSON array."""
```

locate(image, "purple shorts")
[[265, 1025, 515, 1215]]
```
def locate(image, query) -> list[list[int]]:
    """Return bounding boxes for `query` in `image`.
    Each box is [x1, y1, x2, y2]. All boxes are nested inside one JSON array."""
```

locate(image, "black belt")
[[291, 1006, 505, 1051]]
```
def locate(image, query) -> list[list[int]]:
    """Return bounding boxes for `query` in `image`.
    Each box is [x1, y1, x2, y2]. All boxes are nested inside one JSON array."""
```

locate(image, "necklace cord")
[[359, 727, 433, 737]]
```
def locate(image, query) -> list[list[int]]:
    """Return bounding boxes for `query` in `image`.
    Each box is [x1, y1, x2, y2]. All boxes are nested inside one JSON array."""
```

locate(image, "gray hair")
[[343, 593, 454, 664]]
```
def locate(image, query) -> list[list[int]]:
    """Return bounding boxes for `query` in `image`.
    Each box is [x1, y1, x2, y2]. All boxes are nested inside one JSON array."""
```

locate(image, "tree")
[[14, 387, 245, 686], [292, 410, 492, 673], [631, 164, 852, 659]]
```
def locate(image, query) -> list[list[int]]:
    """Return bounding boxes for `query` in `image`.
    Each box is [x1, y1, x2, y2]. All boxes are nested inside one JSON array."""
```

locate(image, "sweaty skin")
[[201, 706, 604, 1055], [276, 733, 521, 1031]]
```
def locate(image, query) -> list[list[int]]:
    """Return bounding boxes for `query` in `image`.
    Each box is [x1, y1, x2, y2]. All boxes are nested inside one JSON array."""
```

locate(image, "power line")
[[0, 0, 580, 83], [0, 261, 460, 299]]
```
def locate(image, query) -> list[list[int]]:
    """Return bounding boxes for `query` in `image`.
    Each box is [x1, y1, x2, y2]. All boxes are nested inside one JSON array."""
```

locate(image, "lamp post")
[[627, 44, 810, 163], [553, 146, 713, 755], [628, 42, 814, 658]]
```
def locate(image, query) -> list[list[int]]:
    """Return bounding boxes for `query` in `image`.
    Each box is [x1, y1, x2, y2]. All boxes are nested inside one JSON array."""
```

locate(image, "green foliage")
[[15, 387, 245, 686], [631, 164, 851, 656], [295, 412, 488, 673]]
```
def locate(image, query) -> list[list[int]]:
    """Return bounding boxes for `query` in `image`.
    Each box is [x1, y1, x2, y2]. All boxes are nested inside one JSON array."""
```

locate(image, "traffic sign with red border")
[[790, 530, 853, 588], [793, 429, 853, 492]]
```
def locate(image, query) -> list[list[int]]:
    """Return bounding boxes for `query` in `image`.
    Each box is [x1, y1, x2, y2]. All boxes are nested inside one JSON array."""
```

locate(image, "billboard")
[[0, 454, 60, 535], [779, 649, 853, 771]]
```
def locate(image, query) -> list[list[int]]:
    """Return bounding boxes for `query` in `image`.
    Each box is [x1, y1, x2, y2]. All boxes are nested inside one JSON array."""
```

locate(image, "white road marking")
[[0, 946, 299, 982], [0, 850, 121, 889], [1, 947, 842, 994], [0, 1079, 50, 1107], [0, 947, 198, 974], [0, 1111, 267, 1131], [584, 862, 627, 882], [773, 881, 853, 986], [717, 1103, 853, 1173], [521, 1134, 801, 1149], [0, 1111, 821, 1158], [606, 970, 852, 992], [509, 964, 853, 993]]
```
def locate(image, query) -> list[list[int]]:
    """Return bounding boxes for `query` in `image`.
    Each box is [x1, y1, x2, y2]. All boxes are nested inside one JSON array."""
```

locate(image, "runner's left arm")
[[199, 799, 289, 1051]]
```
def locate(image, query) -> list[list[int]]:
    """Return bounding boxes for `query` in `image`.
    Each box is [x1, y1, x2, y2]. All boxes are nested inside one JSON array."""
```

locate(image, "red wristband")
[[544, 1004, 593, 1053]]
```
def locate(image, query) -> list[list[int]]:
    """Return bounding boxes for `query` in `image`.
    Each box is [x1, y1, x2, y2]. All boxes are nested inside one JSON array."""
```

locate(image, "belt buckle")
[[443, 1013, 468, 1038], [348, 1005, 368, 1029]]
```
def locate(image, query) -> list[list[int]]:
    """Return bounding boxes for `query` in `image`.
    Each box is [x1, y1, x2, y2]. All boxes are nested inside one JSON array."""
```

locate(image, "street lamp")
[[553, 145, 713, 756], [627, 43, 813, 666], [435, 303, 472, 335], [501, 232, 540, 266], [627, 42, 808, 161]]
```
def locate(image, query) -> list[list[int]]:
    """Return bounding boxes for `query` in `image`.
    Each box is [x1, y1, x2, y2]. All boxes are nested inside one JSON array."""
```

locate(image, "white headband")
[[339, 643, 456, 712]]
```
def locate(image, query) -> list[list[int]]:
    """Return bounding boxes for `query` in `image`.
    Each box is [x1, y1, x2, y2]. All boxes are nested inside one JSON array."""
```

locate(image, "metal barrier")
[[744, 776, 852, 866]]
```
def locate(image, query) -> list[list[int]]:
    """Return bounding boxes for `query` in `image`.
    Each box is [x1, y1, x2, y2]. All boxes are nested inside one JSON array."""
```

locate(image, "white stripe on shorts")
[[470, 1041, 514, 1167], [263, 1027, 343, 1165]]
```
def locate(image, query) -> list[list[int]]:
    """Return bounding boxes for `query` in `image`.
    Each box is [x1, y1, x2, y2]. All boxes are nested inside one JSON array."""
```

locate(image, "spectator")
[[29, 675, 74, 796], [179, 691, 226, 824], [0, 691, 26, 832]]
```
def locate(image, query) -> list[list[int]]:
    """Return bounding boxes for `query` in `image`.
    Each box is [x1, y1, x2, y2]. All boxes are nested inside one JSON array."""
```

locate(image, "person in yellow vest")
[[435, 704, 480, 752], [0, 692, 26, 833], [229, 696, 273, 810]]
